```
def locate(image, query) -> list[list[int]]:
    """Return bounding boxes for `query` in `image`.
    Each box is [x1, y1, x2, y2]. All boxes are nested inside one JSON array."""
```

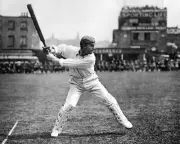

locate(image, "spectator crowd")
[[95, 58, 180, 72], [0, 60, 66, 74], [0, 58, 180, 74]]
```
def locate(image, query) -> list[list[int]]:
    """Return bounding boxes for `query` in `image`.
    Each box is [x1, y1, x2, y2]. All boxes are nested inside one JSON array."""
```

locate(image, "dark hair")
[[80, 36, 95, 47]]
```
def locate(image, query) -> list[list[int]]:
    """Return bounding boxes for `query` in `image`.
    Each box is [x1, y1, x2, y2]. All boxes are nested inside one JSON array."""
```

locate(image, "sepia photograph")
[[0, 0, 180, 143]]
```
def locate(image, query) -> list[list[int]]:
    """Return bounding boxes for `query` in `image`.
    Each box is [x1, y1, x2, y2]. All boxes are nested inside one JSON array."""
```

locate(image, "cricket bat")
[[27, 4, 49, 54]]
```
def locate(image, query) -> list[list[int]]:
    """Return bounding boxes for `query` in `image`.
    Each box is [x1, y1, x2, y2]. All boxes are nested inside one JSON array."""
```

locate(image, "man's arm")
[[52, 44, 80, 59], [59, 58, 94, 69], [46, 53, 94, 69]]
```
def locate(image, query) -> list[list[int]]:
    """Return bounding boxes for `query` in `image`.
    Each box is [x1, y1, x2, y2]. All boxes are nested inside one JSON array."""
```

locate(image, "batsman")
[[46, 36, 133, 137]]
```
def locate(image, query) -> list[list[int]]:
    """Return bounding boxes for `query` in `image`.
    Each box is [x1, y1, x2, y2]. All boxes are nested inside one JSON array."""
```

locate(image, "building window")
[[144, 33, 151, 40], [8, 35, 15, 47], [20, 21, 28, 31], [159, 20, 166, 26], [132, 23, 138, 26], [20, 36, 27, 47], [8, 20, 15, 30], [0, 35, 2, 48], [0, 20, 2, 30], [133, 33, 139, 40], [129, 19, 138, 26], [139, 18, 151, 26]]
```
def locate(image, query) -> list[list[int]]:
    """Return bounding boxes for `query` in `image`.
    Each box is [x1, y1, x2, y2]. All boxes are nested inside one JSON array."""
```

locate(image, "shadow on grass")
[[0, 134, 6, 137], [8, 131, 126, 140]]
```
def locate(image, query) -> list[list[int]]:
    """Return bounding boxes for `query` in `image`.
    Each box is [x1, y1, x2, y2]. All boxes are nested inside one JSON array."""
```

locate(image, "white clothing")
[[54, 44, 98, 85], [51, 44, 132, 135]]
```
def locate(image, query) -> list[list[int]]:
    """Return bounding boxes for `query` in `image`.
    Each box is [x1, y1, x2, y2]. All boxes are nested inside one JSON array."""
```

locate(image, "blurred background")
[[0, 0, 180, 74]]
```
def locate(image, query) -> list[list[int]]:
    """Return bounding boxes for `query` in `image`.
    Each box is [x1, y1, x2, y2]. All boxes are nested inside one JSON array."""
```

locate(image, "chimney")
[[20, 12, 28, 17]]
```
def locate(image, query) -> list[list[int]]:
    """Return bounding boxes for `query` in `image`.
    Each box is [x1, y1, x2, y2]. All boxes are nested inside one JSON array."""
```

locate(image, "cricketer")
[[45, 36, 133, 137]]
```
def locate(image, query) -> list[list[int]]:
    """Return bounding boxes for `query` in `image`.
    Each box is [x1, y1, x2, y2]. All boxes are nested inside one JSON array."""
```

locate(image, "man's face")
[[80, 44, 94, 57]]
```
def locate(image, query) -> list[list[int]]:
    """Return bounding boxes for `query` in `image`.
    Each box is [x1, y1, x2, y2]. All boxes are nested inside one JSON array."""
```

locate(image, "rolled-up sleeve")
[[54, 44, 80, 58], [59, 58, 93, 69]]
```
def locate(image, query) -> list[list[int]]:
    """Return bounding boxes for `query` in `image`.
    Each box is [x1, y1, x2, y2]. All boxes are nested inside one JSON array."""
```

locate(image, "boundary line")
[[1, 120, 19, 144]]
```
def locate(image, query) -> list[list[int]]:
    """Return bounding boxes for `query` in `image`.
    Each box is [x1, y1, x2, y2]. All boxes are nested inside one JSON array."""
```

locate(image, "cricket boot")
[[108, 103, 133, 129], [51, 108, 68, 137]]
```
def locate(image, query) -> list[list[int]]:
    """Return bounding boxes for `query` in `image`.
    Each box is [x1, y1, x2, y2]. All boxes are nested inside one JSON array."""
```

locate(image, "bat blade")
[[27, 4, 46, 47]]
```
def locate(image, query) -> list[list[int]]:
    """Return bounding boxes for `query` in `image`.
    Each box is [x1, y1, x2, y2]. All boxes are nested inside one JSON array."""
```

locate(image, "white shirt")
[[54, 44, 98, 85]]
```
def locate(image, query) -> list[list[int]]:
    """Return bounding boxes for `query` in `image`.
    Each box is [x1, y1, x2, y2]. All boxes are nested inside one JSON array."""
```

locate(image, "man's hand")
[[47, 53, 60, 64], [43, 45, 57, 55], [43, 47, 50, 54]]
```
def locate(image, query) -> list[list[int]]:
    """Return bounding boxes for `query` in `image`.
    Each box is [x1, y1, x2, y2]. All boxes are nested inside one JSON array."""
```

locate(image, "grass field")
[[0, 72, 180, 144]]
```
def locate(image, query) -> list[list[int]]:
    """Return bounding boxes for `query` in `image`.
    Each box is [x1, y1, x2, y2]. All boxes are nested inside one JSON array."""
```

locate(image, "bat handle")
[[43, 41, 46, 47], [43, 46, 50, 54], [42, 40, 48, 54]]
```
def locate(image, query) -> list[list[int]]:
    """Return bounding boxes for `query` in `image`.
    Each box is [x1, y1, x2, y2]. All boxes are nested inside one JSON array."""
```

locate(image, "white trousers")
[[53, 78, 131, 131], [62, 78, 118, 111]]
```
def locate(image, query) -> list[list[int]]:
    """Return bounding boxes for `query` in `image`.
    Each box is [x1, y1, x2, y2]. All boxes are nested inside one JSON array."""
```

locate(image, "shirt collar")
[[76, 51, 93, 58]]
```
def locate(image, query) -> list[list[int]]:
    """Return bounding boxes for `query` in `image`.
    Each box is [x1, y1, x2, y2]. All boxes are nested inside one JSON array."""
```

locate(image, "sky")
[[0, 0, 180, 41]]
